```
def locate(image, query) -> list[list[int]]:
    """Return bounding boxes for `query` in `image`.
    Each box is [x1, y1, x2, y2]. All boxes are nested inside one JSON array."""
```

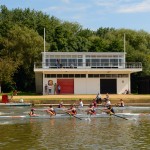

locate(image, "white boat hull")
[[0, 103, 31, 106], [0, 113, 148, 119]]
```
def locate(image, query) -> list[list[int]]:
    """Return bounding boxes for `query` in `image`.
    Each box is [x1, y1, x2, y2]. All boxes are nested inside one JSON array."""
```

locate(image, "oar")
[[65, 112, 82, 120], [111, 113, 128, 120]]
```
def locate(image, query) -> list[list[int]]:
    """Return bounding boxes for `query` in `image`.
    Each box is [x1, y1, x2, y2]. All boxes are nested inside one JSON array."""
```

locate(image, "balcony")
[[34, 62, 142, 69]]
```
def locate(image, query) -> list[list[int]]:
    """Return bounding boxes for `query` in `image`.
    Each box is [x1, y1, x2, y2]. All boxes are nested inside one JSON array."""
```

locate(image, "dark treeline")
[[0, 5, 150, 93]]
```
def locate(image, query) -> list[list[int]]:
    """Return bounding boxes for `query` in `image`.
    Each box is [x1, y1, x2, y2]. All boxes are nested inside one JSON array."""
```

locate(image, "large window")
[[50, 59, 56, 67], [101, 59, 109, 67], [44, 54, 124, 68], [110, 59, 118, 67], [78, 59, 83, 66]]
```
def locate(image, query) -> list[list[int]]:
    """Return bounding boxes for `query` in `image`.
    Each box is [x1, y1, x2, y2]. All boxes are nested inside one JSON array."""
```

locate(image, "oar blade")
[[65, 112, 82, 120], [113, 114, 128, 120]]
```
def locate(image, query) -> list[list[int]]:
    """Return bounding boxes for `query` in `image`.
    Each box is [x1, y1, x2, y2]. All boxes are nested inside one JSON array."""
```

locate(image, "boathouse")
[[34, 52, 142, 95]]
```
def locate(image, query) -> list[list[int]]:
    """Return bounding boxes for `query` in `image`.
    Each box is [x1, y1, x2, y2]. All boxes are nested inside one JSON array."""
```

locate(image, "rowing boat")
[[0, 113, 149, 119], [0, 103, 31, 106], [52, 106, 150, 112]]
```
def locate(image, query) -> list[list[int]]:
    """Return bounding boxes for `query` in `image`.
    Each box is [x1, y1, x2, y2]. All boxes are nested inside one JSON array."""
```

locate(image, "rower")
[[29, 104, 38, 116], [95, 93, 102, 104], [103, 105, 115, 115], [104, 99, 111, 107], [92, 99, 97, 108], [46, 105, 56, 116], [116, 99, 125, 107], [103, 93, 109, 103], [86, 104, 96, 115], [66, 105, 77, 115]]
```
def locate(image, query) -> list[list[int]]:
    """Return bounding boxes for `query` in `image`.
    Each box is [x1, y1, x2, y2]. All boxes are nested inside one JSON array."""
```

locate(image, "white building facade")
[[34, 52, 142, 95]]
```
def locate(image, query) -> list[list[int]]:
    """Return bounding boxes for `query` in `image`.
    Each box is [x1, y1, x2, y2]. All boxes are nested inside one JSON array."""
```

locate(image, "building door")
[[100, 79, 117, 94], [57, 79, 74, 94], [137, 78, 150, 94]]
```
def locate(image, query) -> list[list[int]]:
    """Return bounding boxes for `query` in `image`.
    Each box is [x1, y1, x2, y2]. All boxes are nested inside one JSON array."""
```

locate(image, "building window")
[[69, 74, 74, 78], [75, 74, 81, 78], [88, 74, 94, 78], [57, 74, 62, 78], [93, 74, 99, 77], [51, 74, 56, 78], [63, 74, 68, 78], [81, 74, 86, 78]]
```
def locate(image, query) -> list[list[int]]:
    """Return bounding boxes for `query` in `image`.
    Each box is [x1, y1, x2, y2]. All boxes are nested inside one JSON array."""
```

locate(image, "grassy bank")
[[4, 94, 150, 104]]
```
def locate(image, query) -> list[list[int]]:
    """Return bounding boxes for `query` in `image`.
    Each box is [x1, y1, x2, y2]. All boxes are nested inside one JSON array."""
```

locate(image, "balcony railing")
[[34, 62, 142, 69]]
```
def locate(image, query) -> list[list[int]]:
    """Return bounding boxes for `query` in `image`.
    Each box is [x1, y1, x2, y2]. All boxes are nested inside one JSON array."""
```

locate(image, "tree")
[[0, 58, 18, 93], [0, 25, 44, 92]]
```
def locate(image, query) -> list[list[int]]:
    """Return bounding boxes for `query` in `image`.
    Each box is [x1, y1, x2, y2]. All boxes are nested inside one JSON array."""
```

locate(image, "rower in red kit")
[[46, 105, 56, 116], [66, 105, 77, 115], [92, 99, 97, 108], [86, 104, 96, 115]]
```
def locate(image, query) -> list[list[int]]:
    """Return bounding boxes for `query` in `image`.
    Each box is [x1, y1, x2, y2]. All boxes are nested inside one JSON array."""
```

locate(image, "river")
[[0, 106, 150, 150]]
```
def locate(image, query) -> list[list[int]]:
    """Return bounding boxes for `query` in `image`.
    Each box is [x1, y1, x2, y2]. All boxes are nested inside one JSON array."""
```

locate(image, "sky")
[[1, 0, 150, 33]]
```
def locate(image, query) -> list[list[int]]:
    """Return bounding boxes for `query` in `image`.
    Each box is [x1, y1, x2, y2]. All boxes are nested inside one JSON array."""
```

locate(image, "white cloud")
[[117, 0, 150, 13], [95, 0, 117, 7], [43, 3, 91, 13], [93, 0, 150, 13]]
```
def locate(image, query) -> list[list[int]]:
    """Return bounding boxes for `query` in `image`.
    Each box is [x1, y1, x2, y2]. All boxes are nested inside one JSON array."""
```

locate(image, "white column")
[[128, 73, 131, 94], [43, 71, 44, 95], [83, 54, 86, 68]]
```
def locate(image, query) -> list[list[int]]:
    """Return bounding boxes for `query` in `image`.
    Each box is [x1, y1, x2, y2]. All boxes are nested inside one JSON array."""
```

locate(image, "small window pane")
[[75, 74, 80, 78], [100, 74, 105, 77], [93, 74, 99, 77], [88, 74, 93, 78], [51, 74, 56, 78], [57, 74, 62, 78], [63, 74, 68, 78], [81, 74, 86, 78], [112, 74, 117, 77], [69, 74, 74, 78]]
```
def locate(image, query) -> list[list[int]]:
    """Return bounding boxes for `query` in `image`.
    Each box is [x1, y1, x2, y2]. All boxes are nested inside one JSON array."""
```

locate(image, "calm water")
[[0, 107, 150, 150]]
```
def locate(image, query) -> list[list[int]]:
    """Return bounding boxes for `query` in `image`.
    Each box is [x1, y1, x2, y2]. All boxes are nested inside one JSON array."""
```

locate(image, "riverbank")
[[7, 94, 150, 105]]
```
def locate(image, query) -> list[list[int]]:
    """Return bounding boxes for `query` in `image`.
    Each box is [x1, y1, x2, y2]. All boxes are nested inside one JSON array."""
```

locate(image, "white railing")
[[34, 62, 142, 69]]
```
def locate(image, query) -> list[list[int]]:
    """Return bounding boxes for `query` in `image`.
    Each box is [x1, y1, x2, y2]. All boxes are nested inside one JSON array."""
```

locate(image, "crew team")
[[29, 93, 125, 117]]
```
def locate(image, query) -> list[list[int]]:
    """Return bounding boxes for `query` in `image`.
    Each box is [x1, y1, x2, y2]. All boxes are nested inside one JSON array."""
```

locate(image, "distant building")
[[34, 52, 142, 95]]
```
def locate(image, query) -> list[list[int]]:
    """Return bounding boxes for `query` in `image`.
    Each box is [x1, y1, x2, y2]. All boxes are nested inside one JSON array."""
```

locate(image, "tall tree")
[[0, 58, 18, 93], [0, 25, 44, 92]]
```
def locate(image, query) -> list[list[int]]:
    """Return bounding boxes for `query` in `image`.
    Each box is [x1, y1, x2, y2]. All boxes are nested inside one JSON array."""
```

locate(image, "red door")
[[57, 79, 74, 94]]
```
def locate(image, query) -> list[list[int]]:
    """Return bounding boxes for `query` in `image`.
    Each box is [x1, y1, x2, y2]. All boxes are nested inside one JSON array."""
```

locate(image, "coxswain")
[[66, 105, 77, 115], [103, 105, 115, 115], [46, 105, 56, 116], [86, 104, 96, 115], [78, 99, 84, 108]]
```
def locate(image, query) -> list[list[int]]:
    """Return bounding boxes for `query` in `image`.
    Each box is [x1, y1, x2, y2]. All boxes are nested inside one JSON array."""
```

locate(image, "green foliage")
[[0, 57, 18, 83]]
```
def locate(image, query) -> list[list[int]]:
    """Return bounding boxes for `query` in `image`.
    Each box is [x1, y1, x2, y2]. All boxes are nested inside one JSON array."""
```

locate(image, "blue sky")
[[1, 0, 150, 33]]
